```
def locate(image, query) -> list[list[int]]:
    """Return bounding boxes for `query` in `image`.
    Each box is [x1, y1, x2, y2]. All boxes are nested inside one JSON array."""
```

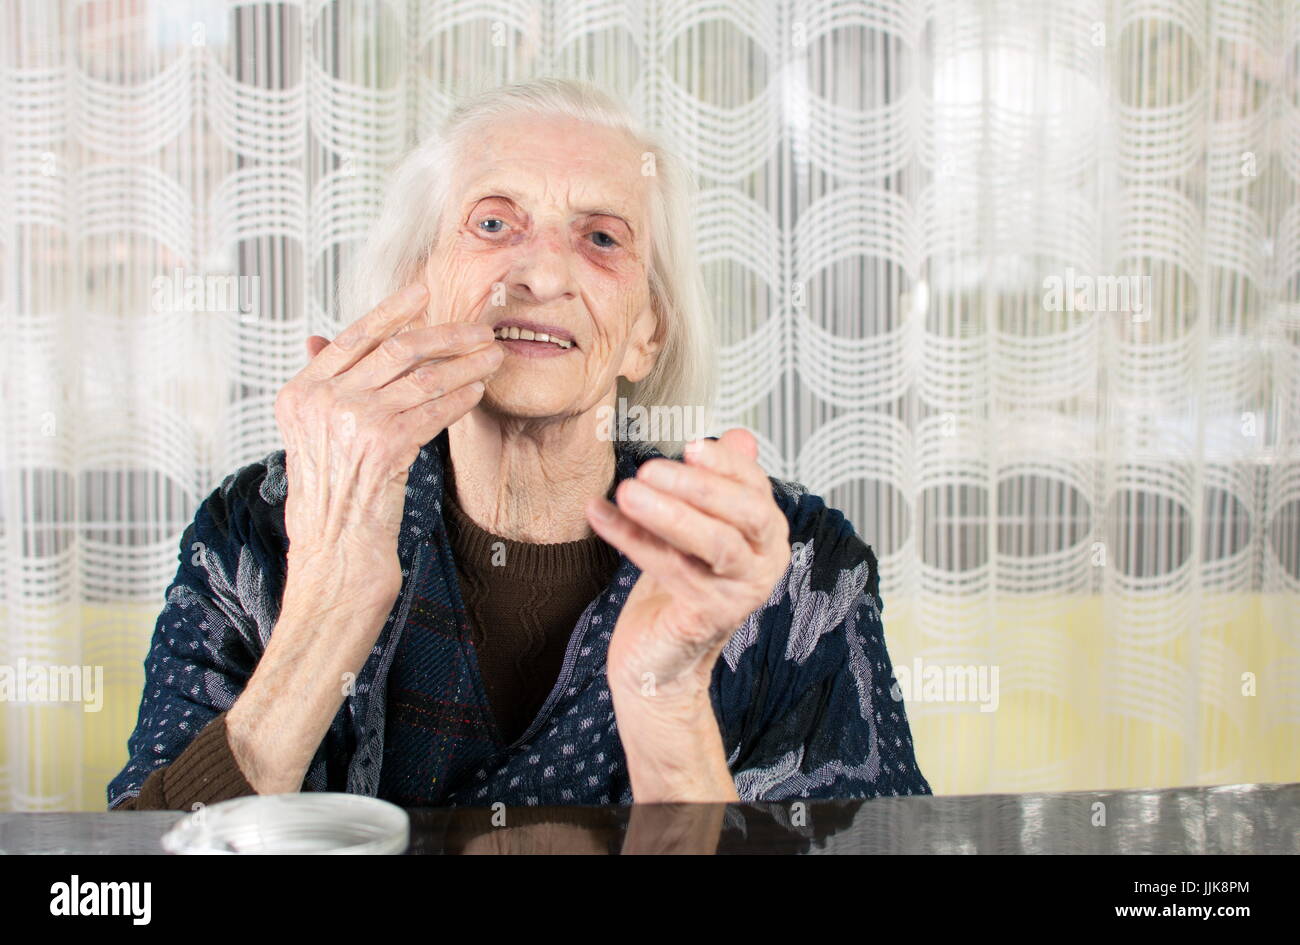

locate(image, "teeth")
[[492, 326, 573, 349]]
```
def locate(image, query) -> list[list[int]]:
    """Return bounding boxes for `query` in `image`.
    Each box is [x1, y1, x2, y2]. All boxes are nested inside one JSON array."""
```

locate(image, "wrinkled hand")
[[277, 283, 501, 616], [585, 429, 791, 701]]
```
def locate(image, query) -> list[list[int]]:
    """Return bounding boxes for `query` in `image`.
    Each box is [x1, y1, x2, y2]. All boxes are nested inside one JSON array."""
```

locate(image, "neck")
[[446, 402, 618, 544]]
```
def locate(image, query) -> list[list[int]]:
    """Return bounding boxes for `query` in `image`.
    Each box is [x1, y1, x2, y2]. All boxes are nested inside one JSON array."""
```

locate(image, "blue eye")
[[478, 218, 505, 234], [590, 231, 618, 249]]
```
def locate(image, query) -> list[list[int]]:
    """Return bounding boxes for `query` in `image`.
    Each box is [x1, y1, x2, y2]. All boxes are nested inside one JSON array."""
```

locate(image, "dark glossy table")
[[2, 782, 1295, 854]]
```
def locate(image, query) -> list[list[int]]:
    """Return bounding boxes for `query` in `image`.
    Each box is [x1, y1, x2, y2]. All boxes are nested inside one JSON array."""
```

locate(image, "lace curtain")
[[1, 0, 1297, 810]]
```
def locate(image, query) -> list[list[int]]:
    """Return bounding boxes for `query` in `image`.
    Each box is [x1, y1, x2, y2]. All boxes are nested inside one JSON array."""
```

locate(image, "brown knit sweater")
[[116, 483, 619, 811], [441, 479, 620, 744]]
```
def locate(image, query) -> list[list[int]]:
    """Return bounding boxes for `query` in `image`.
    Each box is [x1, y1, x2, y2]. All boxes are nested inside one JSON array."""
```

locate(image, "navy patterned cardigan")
[[108, 430, 931, 808]]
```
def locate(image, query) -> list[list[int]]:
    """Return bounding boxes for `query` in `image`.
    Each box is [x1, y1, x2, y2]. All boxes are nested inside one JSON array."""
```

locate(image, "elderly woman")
[[109, 77, 929, 810]]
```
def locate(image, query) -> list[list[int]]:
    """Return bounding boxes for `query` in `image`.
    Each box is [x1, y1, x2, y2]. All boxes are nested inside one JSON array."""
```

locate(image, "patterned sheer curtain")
[[1, 0, 1297, 810]]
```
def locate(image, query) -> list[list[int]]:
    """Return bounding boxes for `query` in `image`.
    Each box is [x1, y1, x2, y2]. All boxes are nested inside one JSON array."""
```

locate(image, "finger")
[[390, 379, 486, 445], [586, 496, 711, 587], [634, 458, 776, 549], [377, 342, 504, 411], [682, 429, 768, 490], [305, 335, 330, 359], [347, 322, 498, 391], [613, 478, 753, 579], [717, 427, 758, 462], [300, 284, 430, 381]]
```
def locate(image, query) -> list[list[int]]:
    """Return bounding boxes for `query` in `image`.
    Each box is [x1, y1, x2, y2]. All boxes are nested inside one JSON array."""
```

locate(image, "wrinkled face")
[[422, 113, 662, 422]]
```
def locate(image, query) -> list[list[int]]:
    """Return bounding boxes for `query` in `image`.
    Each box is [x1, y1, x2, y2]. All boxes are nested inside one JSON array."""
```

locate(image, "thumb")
[[717, 427, 758, 463]]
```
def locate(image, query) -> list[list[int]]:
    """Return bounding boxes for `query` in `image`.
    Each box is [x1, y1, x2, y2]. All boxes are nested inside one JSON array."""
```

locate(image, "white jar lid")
[[161, 793, 409, 855]]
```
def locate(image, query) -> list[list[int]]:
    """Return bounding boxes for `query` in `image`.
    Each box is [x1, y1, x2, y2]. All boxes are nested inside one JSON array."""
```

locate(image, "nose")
[[506, 225, 577, 305]]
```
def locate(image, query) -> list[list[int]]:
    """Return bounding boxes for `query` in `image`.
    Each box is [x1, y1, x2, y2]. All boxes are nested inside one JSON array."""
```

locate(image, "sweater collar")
[[441, 478, 621, 583]]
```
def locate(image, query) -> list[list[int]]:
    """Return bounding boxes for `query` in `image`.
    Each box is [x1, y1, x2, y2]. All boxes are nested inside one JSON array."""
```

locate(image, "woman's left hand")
[[585, 428, 791, 704]]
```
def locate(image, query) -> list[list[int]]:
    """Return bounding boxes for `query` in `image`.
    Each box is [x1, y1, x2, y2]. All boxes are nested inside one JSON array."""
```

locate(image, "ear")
[[618, 296, 664, 385]]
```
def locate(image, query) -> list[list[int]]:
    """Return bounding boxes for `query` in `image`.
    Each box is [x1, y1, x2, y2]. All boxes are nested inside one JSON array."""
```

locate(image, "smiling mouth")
[[492, 324, 575, 349]]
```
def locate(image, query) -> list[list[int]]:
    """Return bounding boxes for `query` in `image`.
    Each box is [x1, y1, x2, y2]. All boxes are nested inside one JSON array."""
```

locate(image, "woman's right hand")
[[274, 282, 502, 616]]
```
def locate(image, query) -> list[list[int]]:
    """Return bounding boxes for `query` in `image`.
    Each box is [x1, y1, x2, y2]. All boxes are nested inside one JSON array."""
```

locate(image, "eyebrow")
[[468, 187, 637, 238]]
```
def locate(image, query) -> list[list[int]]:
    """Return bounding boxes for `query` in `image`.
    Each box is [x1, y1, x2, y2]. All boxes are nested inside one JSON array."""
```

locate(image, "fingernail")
[[620, 479, 654, 507], [637, 462, 672, 486]]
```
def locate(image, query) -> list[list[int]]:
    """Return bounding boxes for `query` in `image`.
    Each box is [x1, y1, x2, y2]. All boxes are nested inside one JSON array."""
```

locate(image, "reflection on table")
[[1, 782, 1295, 854]]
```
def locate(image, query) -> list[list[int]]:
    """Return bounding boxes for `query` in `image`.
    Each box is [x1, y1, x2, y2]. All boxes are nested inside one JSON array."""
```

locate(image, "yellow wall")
[[2, 595, 1296, 810]]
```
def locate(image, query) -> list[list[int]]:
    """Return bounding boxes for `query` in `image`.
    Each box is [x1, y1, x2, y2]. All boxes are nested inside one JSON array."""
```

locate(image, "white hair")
[[337, 76, 717, 457]]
